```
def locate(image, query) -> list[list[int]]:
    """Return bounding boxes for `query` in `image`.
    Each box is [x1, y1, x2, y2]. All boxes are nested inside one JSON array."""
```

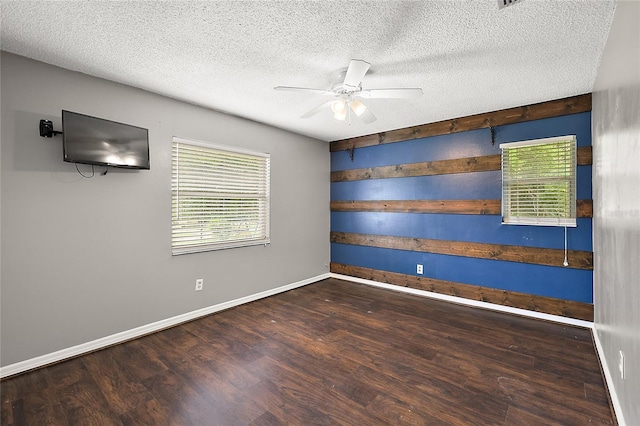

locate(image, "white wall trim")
[[592, 325, 626, 426], [0, 273, 330, 379], [330, 273, 594, 328]]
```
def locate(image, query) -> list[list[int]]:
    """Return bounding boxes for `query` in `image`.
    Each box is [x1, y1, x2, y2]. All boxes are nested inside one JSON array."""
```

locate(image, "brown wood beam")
[[577, 199, 593, 218], [331, 199, 501, 215], [577, 145, 593, 165], [330, 94, 592, 151], [330, 198, 593, 218], [330, 232, 593, 270], [331, 146, 592, 182], [330, 263, 594, 321], [331, 154, 501, 182]]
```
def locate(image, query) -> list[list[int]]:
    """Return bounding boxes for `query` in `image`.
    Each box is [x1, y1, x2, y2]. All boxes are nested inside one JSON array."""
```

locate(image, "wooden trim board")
[[331, 147, 591, 182], [330, 94, 592, 151], [331, 263, 593, 321], [331, 199, 593, 217], [331, 232, 594, 270]]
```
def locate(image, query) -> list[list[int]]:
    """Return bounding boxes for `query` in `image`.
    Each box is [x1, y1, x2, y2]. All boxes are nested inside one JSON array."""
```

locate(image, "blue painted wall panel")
[[333, 167, 591, 201], [332, 112, 591, 171], [331, 128, 499, 171], [331, 244, 593, 303], [495, 112, 592, 147], [577, 165, 593, 199], [331, 111, 593, 305], [332, 171, 502, 200], [331, 212, 593, 251]]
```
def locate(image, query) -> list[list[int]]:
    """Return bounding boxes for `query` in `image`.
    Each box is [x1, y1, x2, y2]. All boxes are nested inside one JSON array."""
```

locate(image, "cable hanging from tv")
[[75, 163, 109, 178]]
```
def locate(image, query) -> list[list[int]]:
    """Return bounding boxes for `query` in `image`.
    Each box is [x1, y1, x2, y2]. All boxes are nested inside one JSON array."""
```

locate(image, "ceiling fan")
[[274, 59, 423, 124]]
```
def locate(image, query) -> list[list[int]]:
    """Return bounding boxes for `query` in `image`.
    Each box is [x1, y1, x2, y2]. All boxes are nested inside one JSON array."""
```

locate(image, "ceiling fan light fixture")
[[277, 59, 418, 124], [331, 98, 348, 120], [350, 99, 367, 117], [333, 109, 347, 121], [331, 98, 346, 114]]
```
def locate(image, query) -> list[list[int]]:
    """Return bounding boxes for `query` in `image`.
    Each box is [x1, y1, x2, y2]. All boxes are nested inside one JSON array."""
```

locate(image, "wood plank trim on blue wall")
[[330, 93, 592, 151], [330, 199, 593, 217], [331, 146, 592, 182], [331, 154, 500, 182], [330, 232, 594, 270], [330, 262, 594, 321]]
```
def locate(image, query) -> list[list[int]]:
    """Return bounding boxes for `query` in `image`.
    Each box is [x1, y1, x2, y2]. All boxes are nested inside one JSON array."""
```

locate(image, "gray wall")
[[0, 53, 330, 367], [592, 1, 640, 424]]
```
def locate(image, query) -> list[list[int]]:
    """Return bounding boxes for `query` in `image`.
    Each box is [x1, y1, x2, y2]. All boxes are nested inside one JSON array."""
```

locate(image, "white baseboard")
[[330, 273, 594, 329], [592, 326, 626, 426], [0, 273, 330, 379]]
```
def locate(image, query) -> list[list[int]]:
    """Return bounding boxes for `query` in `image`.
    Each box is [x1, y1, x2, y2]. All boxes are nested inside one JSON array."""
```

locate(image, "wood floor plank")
[[52, 358, 123, 425], [326, 329, 510, 425], [505, 405, 565, 425], [139, 369, 216, 425], [80, 346, 151, 416], [247, 356, 367, 425], [118, 398, 177, 425], [364, 392, 443, 425], [244, 378, 335, 425], [118, 337, 171, 382], [248, 410, 282, 426], [0, 278, 614, 425], [266, 337, 378, 408], [496, 375, 613, 425]]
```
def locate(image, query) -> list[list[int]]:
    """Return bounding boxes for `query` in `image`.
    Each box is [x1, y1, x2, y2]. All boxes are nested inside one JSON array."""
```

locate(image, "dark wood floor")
[[1, 278, 614, 425]]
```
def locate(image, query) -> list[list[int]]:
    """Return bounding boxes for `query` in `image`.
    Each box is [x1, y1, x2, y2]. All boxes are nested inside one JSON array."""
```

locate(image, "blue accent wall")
[[331, 112, 593, 304]]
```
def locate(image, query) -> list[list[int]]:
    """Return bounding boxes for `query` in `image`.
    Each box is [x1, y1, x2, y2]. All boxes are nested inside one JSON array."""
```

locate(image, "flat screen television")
[[62, 110, 150, 170]]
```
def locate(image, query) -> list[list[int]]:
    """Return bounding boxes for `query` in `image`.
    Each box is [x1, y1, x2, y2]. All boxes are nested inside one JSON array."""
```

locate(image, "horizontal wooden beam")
[[331, 154, 500, 182], [330, 232, 593, 270], [331, 199, 501, 215], [331, 146, 593, 182], [577, 145, 593, 165], [331, 198, 593, 218], [330, 93, 592, 151], [577, 199, 593, 218], [331, 263, 594, 321]]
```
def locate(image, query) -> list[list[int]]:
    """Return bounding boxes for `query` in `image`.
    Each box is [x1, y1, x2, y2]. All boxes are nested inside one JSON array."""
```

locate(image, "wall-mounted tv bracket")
[[39, 119, 63, 138]]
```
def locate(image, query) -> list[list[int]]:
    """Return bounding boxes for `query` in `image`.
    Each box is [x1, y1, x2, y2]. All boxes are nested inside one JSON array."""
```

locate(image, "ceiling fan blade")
[[274, 86, 332, 95], [343, 60, 371, 88], [360, 88, 424, 99], [358, 107, 376, 124], [300, 100, 333, 118]]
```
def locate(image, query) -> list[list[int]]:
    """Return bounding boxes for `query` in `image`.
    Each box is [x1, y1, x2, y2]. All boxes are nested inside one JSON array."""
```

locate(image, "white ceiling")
[[1, 1, 616, 142]]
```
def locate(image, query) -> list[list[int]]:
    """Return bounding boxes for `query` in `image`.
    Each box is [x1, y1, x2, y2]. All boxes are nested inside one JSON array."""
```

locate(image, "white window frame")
[[500, 135, 577, 227], [171, 137, 270, 255]]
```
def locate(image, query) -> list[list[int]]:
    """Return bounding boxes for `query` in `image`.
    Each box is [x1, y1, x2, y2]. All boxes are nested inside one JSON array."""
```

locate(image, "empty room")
[[1, 1, 638, 425]]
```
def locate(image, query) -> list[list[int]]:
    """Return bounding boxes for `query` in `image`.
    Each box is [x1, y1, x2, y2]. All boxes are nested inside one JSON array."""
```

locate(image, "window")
[[171, 137, 270, 255], [500, 135, 577, 227]]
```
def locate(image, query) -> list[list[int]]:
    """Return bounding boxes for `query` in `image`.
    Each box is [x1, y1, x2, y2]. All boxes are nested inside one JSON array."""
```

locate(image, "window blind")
[[172, 138, 270, 255], [500, 135, 577, 227]]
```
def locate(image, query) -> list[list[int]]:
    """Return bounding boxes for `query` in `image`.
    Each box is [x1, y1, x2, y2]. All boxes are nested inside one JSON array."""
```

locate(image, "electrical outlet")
[[619, 350, 625, 379], [195, 279, 204, 291], [417, 264, 423, 275]]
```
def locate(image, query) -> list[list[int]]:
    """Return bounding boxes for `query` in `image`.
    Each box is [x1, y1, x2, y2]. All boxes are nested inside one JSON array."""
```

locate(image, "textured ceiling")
[[1, 1, 616, 142]]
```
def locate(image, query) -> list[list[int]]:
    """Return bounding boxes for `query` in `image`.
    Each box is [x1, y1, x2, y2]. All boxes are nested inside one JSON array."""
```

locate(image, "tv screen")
[[62, 110, 150, 170]]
